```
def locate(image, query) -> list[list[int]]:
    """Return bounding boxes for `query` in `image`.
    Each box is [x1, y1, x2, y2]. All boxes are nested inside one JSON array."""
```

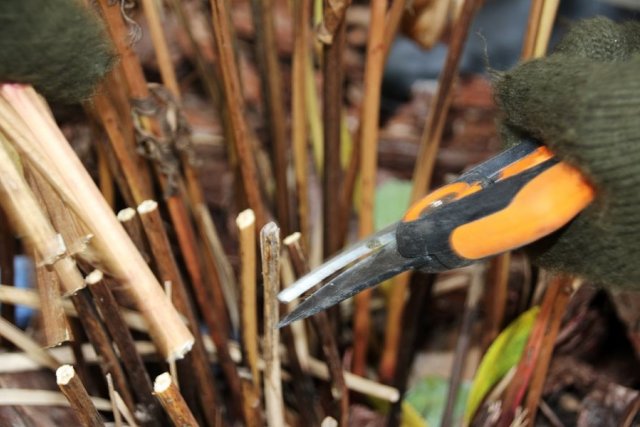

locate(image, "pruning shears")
[[277, 139, 595, 327]]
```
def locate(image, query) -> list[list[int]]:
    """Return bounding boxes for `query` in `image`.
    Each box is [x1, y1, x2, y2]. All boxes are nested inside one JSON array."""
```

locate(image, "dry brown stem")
[[250, 0, 292, 235], [136, 200, 231, 424], [292, 0, 312, 248], [260, 222, 285, 427], [236, 210, 260, 393], [284, 233, 348, 425], [154, 372, 199, 427], [56, 365, 105, 427], [380, 0, 482, 382], [317, 0, 352, 44], [70, 289, 137, 416], [0, 85, 193, 360], [209, 0, 268, 227], [86, 270, 161, 422], [353, 0, 388, 377]]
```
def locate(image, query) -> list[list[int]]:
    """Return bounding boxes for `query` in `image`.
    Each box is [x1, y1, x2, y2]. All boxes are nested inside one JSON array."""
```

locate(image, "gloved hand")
[[494, 17, 640, 288]]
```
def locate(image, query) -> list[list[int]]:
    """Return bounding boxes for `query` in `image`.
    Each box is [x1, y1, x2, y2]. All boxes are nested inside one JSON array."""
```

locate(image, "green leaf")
[[463, 306, 540, 425], [404, 375, 470, 427], [374, 179, 413, 231]]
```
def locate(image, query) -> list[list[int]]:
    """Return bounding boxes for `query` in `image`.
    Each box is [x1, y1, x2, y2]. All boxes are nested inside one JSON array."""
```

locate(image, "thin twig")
[[533, 0, 560, 58], [250, 0, 292, 235], [482, 253, 511, 352], [353, 0, 388, 377], [322, 13, 348, 259], [154, 372, 199, 427], [497, 275, 571, 427], [236, 210, 260, 393], [70, 289, 137, 417], [57, 365, 105, 427], [383, 0, 407, 59], [86, 270, 161, 422], [106, 374, 123, 427], [208, 0, 268, 227], [521, 0, 545, 59], [380, 0, 482, 383], [387, 276, 434, 427], [116, 207, 150, 260], [284, 233, 348, 425], [260, 222, 285, 427], [0, 316, 59, 370], [139, 0, 180, 98], [136, 200, 231, 424], [441, 270, 484, 427], [524, 276, 575, 426], [292, 0, 312, 247], [0, 86, 193, 360]]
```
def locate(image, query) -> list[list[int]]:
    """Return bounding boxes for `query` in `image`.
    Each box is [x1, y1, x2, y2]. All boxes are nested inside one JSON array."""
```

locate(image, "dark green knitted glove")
[[494, 17, 640, 288]]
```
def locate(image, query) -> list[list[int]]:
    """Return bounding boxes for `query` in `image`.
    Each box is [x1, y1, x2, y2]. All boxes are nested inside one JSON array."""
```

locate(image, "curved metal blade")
[[278, 239, 427, 328], [277, 224, 398, 304]]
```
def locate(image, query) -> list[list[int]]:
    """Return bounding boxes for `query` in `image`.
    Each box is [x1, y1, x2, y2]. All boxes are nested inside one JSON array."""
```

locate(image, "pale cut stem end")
[[116, 208, 136, 222], [154, 372, 173, 393], [136, 200, 158, 215], [236, 209, 256, 228], [85, 270, 104, 286], [283, 232, 301, 246], [56, 364, 75, 385]]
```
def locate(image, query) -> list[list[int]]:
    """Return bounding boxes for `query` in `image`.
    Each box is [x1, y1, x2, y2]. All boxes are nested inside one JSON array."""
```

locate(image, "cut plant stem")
[[353, 0, 387, 377], [0, 132, 85, 296], [379, 0, 482, 383], [116, 208, 150, 260], [0, 85, 194, 360], [85, 270, 161, 423], [236, 210, 260, 394], [260, 222, 285, 427], [57, 365, 105, 427], [70, 289, 137, 417], [106, 374, 123, 427], [284, 233, 348, 425], [154, 372, 198, 427], [280, 238, 322, 426], [136, 200, 232, 424], [322, 15, 347, 259]]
